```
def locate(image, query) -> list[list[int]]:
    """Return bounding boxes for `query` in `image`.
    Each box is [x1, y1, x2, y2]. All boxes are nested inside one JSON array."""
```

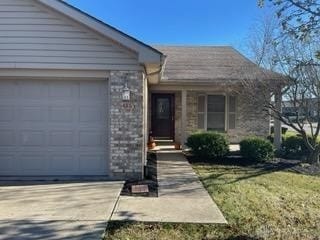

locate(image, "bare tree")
[[258, 0, 320, 59], [259, 0, 320, 40], [245, 18, 320, 164], [272, 39, 320, 164], [245, 14, 279, 70]]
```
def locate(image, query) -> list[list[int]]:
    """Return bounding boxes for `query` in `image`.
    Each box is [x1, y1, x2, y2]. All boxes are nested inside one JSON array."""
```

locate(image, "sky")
[[66, 0, 274, 55]]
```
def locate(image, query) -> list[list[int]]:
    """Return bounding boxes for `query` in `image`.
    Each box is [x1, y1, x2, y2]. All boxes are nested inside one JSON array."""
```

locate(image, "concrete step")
[[154, 139, 174, 146]]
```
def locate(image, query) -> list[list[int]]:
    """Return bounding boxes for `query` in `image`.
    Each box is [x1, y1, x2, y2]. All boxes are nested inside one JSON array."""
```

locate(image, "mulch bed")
[[250, 158, 320, 176], [120, 179, 158, 197], [282, 159, 320, 176], [185, 152, 320, 176]]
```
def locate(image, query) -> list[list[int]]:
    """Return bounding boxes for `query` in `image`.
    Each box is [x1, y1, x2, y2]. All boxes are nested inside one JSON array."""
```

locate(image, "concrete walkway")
[[0, 181, 123, 240], [112, 152, 227, 223]]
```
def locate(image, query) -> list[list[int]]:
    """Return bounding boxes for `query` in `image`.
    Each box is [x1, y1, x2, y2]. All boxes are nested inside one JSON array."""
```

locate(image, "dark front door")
[[151, 94, 174, 139]]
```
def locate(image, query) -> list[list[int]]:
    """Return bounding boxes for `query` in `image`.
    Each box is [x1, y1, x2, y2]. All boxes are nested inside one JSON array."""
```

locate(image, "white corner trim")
[[181, 90, 187, 147]]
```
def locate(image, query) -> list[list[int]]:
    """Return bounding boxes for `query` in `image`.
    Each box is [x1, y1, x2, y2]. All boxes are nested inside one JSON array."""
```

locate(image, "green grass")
[[104, 163, 320, 240], [284, 130, 298, 138], [283, 130, 320, 141]]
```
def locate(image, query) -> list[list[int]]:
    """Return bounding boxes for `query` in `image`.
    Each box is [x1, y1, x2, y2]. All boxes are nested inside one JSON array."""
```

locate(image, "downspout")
[[140, 54, 166, 180], [143, 54, 167, 83]]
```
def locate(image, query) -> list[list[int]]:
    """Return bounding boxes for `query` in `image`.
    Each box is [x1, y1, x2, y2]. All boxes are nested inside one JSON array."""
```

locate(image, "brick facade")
[[174, 88, 270, 144], [109, 77, 269, 180], [109, 71, 144, 180], [228, 92, 270, 143]]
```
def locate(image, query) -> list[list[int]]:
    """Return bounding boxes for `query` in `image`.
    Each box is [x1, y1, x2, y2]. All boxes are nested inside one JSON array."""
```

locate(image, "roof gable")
[[38, 0, 163, 64], [0, 0, 148, 71]]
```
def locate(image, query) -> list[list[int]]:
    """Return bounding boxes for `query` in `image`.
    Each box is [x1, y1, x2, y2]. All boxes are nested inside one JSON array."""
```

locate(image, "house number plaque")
[[122, 102, 135, 111]]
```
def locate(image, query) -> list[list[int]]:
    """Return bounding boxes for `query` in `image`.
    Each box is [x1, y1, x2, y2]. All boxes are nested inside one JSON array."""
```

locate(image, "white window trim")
[[228, 96, 237, 130], [198, 94, 236, 132], [225, 95, 228, 131]]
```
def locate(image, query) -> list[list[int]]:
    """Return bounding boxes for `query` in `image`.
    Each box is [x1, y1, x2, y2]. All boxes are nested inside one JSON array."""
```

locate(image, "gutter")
[[143, 54, 167, 83]]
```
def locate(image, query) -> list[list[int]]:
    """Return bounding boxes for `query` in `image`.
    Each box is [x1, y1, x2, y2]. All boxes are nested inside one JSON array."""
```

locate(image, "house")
[[0, 0, 284, 180]]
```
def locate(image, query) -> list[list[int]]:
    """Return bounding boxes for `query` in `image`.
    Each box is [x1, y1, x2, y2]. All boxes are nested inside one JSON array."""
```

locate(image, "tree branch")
[[287, 0, 320, 17]]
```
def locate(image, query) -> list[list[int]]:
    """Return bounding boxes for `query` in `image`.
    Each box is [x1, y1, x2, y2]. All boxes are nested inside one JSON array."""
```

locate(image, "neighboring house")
[[282, 99, 318, 121], [0, 0, 285, 180]]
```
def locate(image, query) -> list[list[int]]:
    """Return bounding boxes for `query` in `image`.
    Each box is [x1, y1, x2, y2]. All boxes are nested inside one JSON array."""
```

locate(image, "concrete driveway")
[[0, 181, 123, 240]]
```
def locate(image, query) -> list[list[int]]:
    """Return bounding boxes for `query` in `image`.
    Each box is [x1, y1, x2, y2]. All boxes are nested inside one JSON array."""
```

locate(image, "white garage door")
[[0, 80, 109, 176]]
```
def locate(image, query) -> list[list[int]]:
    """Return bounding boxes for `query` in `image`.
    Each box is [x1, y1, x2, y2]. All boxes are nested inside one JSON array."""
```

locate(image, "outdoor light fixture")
[[122, 83, 130, 101]]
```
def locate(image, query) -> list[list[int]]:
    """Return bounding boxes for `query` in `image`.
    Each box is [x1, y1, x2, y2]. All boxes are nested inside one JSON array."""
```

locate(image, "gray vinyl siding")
[[0, 0, 140, 70]]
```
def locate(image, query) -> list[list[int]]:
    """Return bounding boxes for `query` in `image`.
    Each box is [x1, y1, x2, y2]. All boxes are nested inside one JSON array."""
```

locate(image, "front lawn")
[[105, 162, 320, 240]]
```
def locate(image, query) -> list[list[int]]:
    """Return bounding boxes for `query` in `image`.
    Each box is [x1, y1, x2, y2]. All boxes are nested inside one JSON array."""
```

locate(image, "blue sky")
[[66, 0, 274, 53]]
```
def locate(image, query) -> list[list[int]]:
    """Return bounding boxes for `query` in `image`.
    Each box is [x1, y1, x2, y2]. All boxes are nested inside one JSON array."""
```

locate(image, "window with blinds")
[[197, 95, 236, 131], [207, 95, 225, 131]]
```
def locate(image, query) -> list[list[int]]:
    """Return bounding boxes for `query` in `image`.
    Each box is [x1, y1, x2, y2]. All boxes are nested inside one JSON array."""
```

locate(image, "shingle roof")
[[154, 46, 285, 83]]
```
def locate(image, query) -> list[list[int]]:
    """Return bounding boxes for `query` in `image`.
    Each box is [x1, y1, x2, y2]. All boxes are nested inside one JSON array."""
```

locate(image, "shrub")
[[281, 135, 309, 159], [266, 134, 284, 144], [186, 132, 229, 160], [240, 137, 274, 162]]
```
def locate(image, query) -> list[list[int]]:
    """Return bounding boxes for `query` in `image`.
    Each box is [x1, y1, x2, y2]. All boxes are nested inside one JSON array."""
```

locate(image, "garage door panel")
[[49, 131, 74, 146], [0, 82, 15, 97], [79, 154, 106, 173], [79, 131, 105, 147], [0, 154, 16, 174], [20, 106, 45, 121], [0, 79, 108, 177], [50, 155, 76, 172], [0, 106, 14, 121], [79, 106, 103, 122], [79, 82, 102, 98], [49, 106, 74, 122], [49, 82, 75, 98], [20, 130, 45, 146], [0, 130, 15, 146], [20, 154, 47, 172], [19, 81, 48, 98]]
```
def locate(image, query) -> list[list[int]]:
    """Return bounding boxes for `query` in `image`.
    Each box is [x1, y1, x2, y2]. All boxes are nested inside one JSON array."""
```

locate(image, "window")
[[197, 95, 236, 131], [207, 95, 225, 131], [156, 98, 170, 119]]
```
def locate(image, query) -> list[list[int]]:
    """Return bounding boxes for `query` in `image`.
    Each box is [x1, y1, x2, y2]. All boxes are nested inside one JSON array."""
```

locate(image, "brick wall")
[[228, 91, 270, 143], [175, 89, 270, 144], [109, 71, 144, 180]]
